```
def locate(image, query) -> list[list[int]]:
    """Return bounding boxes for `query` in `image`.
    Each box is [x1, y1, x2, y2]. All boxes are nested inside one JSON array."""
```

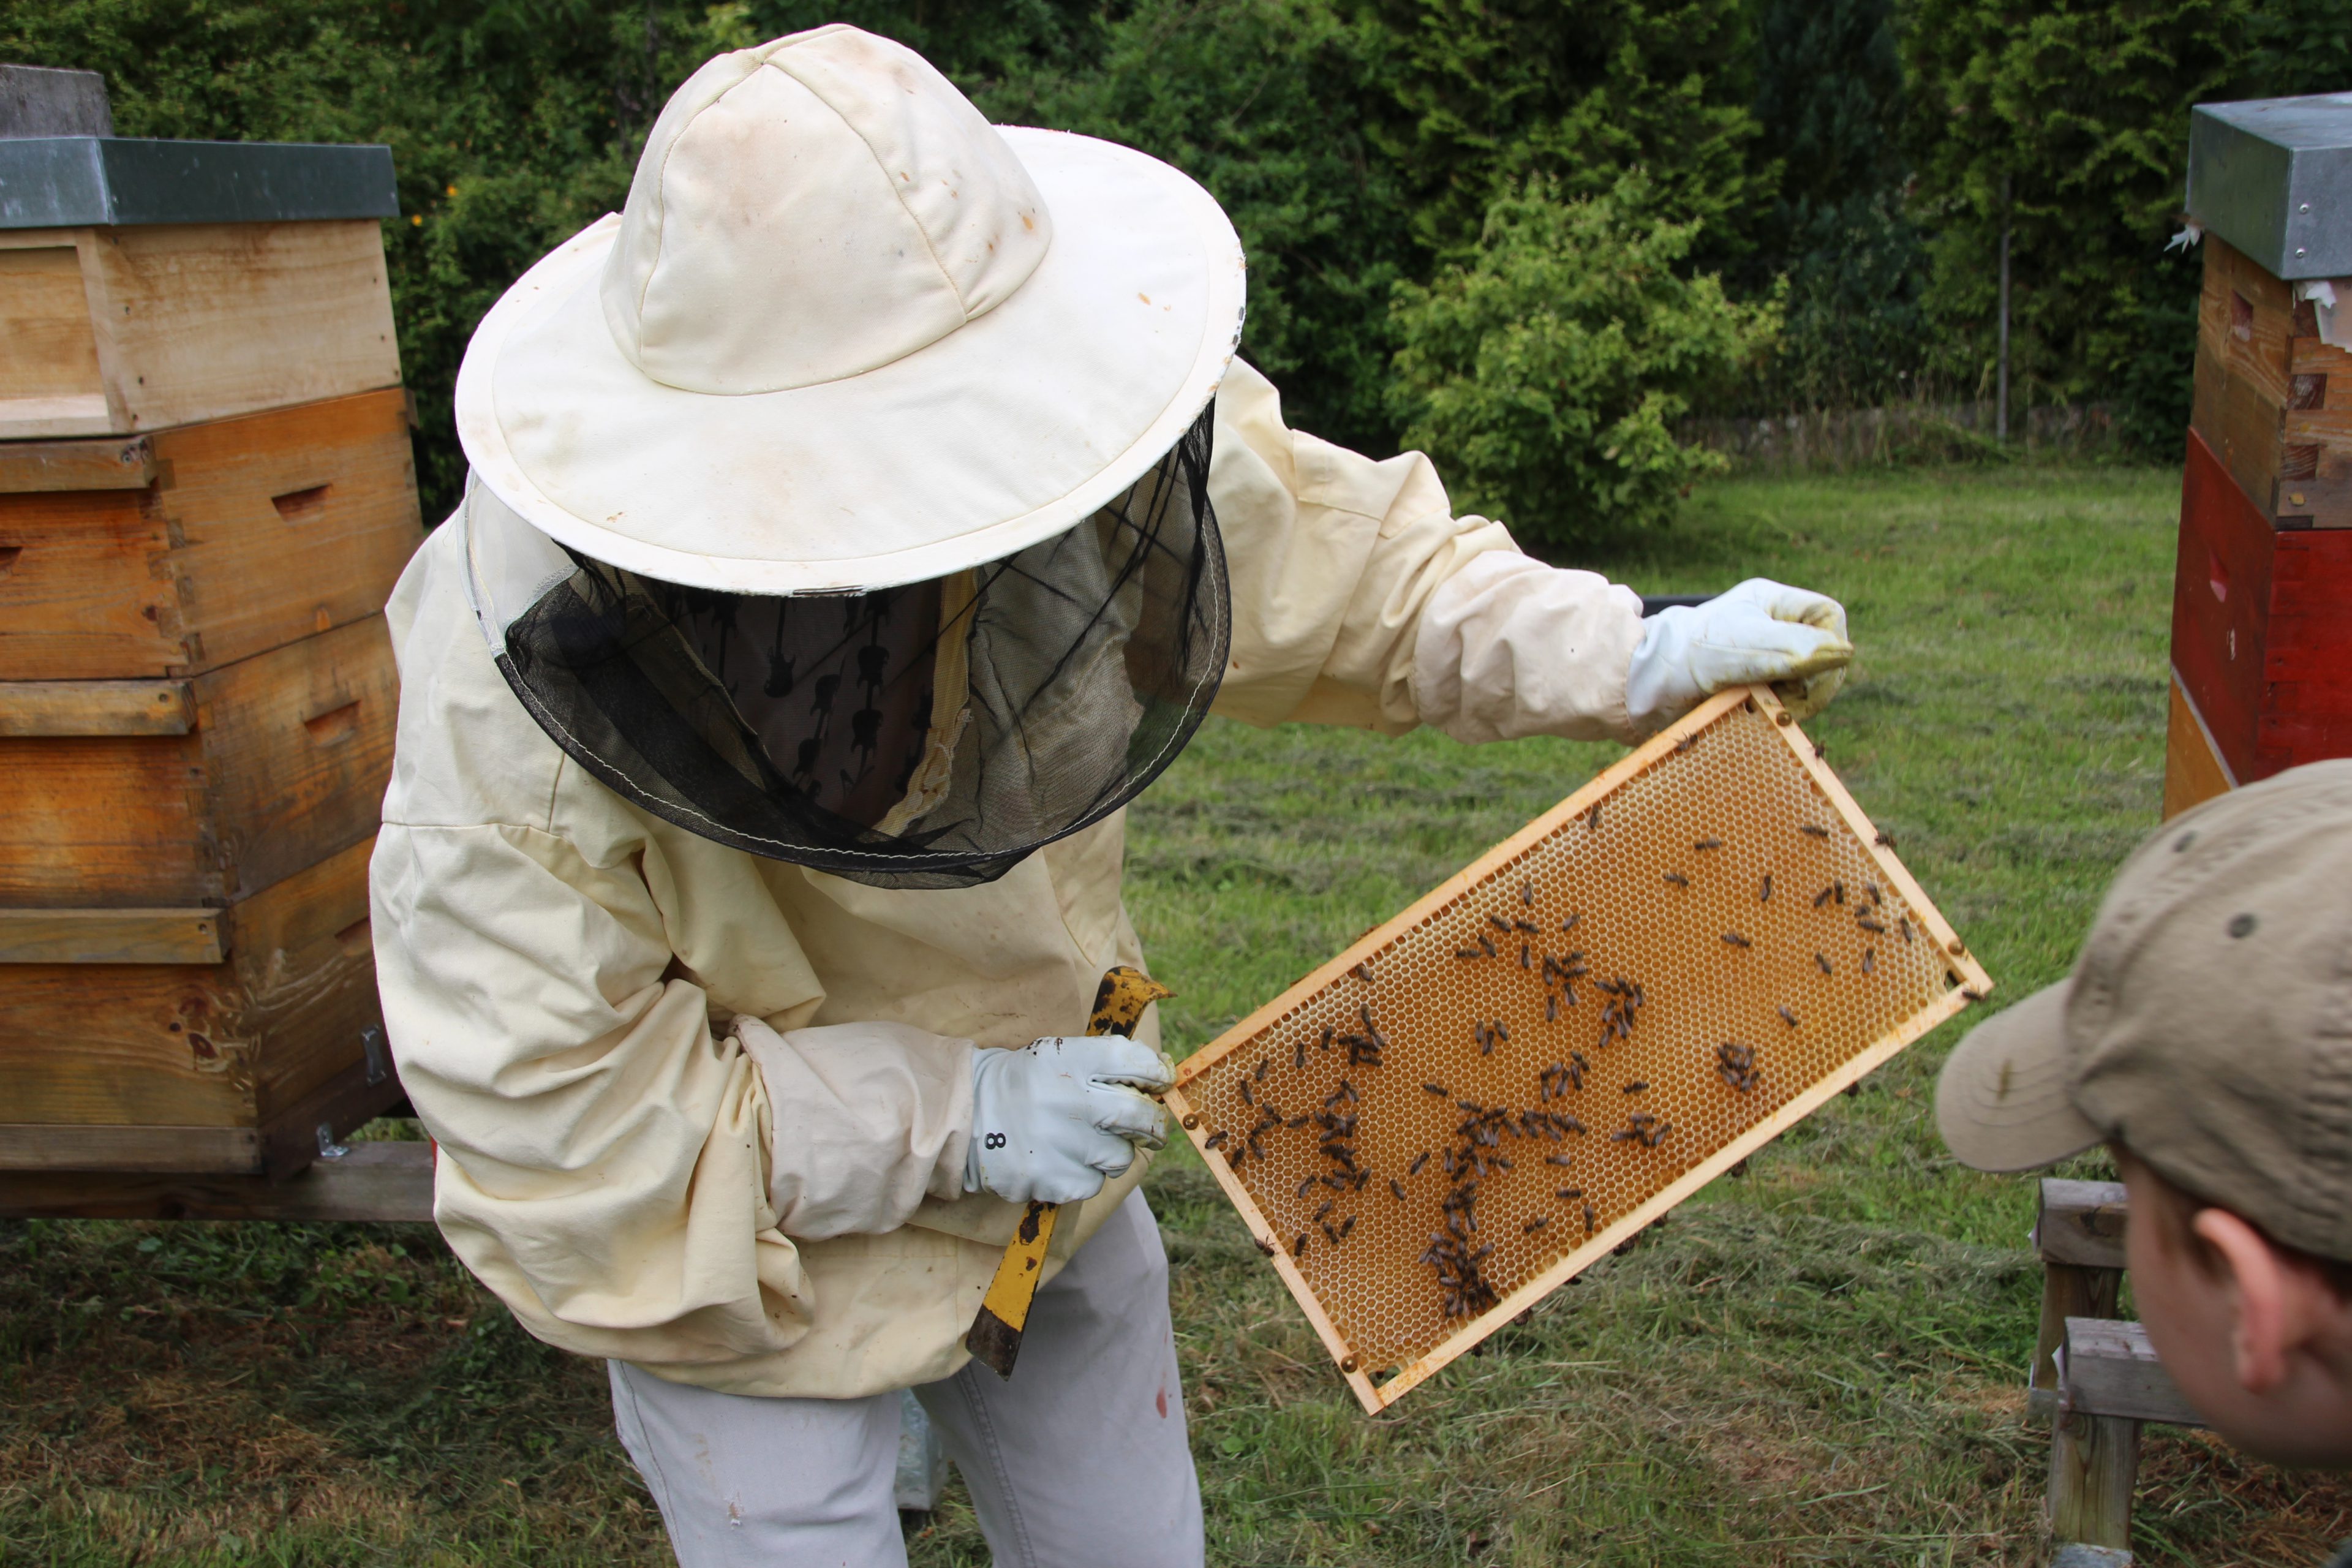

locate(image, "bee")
[[1561, 913, 1581, 933], [1664, 872, 1691, 888], [1295, 1234, 1308, 1257], [1583, 1204, 1597, 1234], [1254, 1236, 1276, 1257], [1673, 734, 1695, 753], [1961, 987, 1986, 1002], [1722, 932, 1752, 948], [1556, 1186, 1583, 1200], [1898, 916, 1913, 944], [1777, 1004, 1799, 1027], [1495, 1020, 1511, 1042], [1514, 917, 1540, 935], [1801, 824, 1830, 839], [1864, 883, 1883, 907], [1340, 1215, 1356, 1239], [1239, 1080, 1253, 1107], [1410, 1151, 1431, 1176], [1586, 804, 1603, 831], [1622, 1081, 1648, 1093], [1875, 831, 1896, 848], [1390, 1178, 1406, 1202], [1204, 1131, 1228, 1149], [1813, 741, 1827, 760], [1856, 915, 1887, 935], [1297, 1177, 1317, 1197], [1314, 1198, 1335, 1221], [1813, 884, 1836, 908], [1545, 993, 1559, 1022], [1546, 1153, 1575, 1167], [1294, 1039, 1306, 1071], [1861, 948, 1876, 976], [1521, 881, 1535, 907], [1423, 1082, 1449, 1096], [1254, 1057, 1269, 1080], [1488, 914, 1513, 933], [1455, 948, 1482, 960], [1479, 933, 1498, 957], [1320, 1024, 1335, 1050], [1815, 952, 1832, 975], [1350, 962, 1374, 983], [1524, 1216, 1551, 1233], [1694, 837, 1723, 851], [1834, 881, 1847, 905], [1760, 874, 1773, 903], [1521, 943, 1532, 970]]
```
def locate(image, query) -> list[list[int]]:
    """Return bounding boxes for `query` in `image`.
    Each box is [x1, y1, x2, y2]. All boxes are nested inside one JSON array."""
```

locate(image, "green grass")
[[7, 464, 2348, 1566]]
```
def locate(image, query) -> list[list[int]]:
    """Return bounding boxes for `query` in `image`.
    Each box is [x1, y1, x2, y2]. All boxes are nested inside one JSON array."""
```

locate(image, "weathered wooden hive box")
[[2168, 94, 2352, 815], [0, 72, 418, 1177]]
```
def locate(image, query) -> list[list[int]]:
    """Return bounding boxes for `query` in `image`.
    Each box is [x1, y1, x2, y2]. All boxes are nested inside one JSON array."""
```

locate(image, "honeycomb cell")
[[1167, 688, 1991, 1410]]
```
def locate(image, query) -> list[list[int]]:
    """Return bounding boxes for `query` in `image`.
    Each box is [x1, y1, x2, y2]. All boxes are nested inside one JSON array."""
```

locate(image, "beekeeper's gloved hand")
[[1624, 578, 1853, 734], [965, 1036, 1174, 1205]]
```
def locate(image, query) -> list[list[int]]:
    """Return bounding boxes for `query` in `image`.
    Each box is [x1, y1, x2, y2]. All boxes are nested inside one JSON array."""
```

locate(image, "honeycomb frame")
[[1164, 685, 1994, 1414]]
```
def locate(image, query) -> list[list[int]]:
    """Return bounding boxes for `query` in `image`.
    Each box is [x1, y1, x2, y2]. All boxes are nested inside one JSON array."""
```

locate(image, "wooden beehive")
[[2167, 97, 2352, 816], [0, 222, 401, 440], [0, 102, 417, 1181], [1164, 687, 1991, 1414]]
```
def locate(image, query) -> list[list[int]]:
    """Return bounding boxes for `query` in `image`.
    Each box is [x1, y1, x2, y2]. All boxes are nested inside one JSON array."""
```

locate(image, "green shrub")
[[1388, 173, 1779, 548]]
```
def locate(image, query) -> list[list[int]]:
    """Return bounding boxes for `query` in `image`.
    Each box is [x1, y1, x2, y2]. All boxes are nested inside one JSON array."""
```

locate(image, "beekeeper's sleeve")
[[1207, 357, 1646, 744], [371, 528, 973, 1372]]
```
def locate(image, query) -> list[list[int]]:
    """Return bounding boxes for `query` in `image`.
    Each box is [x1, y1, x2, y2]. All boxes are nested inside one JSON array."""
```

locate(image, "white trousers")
[[609, 1190, 1204, 1567]]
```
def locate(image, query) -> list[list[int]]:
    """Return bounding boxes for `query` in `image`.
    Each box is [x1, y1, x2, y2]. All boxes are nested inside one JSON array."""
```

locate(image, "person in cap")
[[1936, 763, 2352, 1517], [371, 24, 1854, 1566]]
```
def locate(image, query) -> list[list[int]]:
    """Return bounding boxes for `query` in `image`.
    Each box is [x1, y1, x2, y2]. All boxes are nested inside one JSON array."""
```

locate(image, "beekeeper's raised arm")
[[1207, 357, 1852, 745]]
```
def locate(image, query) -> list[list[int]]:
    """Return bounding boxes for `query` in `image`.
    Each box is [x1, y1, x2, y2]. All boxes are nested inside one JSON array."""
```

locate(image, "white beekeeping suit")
[[371, 23, 1852, 1566]]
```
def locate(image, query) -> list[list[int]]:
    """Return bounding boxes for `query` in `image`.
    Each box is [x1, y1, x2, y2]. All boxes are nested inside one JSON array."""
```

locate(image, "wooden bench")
[[2030, 1179, 2204, 1566]]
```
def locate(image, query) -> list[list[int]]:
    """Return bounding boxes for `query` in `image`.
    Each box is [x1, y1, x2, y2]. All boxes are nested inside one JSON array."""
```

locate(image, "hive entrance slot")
[[271, 484, 331, 521]]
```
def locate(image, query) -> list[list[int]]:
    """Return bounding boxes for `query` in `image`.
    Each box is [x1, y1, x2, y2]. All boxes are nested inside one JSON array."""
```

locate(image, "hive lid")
[[1164, 684, 1992, 1414], [0, 137, 397, 228], [2188, 94, 2352, 279]]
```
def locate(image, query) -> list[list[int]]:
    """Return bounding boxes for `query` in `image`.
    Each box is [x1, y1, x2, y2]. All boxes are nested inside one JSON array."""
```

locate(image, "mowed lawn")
[[6, 464, 2348, 1566]]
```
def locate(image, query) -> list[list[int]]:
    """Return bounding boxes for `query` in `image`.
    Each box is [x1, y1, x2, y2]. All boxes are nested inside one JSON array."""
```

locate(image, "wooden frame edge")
[[1165, 685, 1996, 1411]]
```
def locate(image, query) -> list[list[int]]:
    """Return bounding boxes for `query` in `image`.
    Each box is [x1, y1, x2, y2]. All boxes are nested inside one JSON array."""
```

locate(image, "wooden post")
[[2034, 1261, 2120, 1415], [2048, 1407, 2141, 1550], [2030, 1180, 2128, 1419]]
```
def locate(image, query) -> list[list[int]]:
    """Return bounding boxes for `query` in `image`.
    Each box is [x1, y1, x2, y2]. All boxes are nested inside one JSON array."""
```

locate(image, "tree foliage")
[[981, 0, 1408, 453], [1389, 175, 1779, 543], [0, 0, 2329, 541]]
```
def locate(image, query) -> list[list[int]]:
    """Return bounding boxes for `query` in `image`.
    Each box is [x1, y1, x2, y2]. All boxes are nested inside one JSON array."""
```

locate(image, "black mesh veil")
[[465, 405, 1228, 889]]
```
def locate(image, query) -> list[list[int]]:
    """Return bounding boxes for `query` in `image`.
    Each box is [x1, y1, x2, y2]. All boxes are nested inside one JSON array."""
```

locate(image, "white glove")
[[1623, 578, 1853, 733], [965, 1036, 1174, 1205]]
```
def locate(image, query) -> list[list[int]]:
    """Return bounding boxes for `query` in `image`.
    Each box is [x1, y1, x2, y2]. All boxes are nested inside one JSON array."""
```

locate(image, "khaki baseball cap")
[[1935, 759, 2352, 1264]]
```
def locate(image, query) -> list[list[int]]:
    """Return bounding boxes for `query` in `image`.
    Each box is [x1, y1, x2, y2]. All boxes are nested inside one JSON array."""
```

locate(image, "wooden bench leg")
[[2033, 1261, 2121, 1417], [2048, 1408, 2141, 1552]]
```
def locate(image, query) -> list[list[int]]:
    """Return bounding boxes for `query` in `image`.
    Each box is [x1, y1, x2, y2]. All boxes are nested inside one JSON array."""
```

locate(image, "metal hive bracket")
[[1164, 685, 1995, 1414]]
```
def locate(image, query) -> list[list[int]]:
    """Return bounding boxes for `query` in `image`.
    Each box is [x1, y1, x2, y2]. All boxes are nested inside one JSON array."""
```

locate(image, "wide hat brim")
[[1932, 981, 2105, 1173], [454, 126, 1246, 595]]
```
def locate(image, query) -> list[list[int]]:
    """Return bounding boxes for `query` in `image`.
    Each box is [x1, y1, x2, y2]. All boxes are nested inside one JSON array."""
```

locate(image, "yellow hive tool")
[[963, 964, 1174, 1379]]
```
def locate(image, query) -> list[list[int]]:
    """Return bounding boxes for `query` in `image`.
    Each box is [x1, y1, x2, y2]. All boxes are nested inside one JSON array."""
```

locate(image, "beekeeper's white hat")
[[453, 22, 1246, 596]]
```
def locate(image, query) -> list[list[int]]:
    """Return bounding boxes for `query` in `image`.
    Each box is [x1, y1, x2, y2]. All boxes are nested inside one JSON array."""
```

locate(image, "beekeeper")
[[371, 23, 1853, 1568]]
